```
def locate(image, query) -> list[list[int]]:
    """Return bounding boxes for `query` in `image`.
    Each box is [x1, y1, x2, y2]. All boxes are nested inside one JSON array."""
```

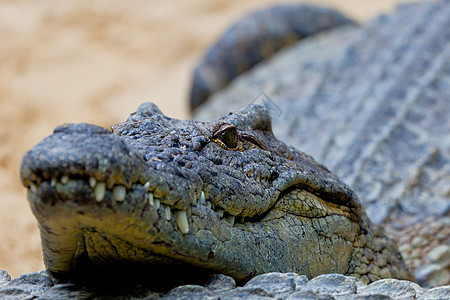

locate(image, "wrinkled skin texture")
[[20, 103, 412, 283]]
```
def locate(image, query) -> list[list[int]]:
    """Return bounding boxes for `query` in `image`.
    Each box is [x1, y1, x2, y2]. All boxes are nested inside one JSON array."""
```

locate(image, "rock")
[[358, 279, 424, 299], [244, 272, 298, 295], [0, 270, 11, 286], [427, 245, 450, 265], [0, 271, 54, 299], [0, 269, 449, 299], [415, 264, 450, 288], [418, 285, 450, 300], [286, 291, 336, 299], [162, 285, 216, 300], [300, 274, 359, 296], [204, 274, 236, 292]]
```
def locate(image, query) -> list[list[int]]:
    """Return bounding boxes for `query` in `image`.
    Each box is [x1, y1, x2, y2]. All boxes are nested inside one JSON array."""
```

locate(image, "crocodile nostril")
[[269, 171, 279, 182]]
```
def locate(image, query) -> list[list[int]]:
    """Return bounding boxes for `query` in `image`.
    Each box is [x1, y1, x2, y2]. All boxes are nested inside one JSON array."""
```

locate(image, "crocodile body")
[[189, 4, 354, 111], [20, 103, 412, 286], [194, 0, 450, 287], [5, 1, 449, 299]]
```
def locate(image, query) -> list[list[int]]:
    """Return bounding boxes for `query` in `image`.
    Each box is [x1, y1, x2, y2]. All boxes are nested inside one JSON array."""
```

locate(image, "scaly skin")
[[20, 103, 413, 283], [189, 4, 354, 111]]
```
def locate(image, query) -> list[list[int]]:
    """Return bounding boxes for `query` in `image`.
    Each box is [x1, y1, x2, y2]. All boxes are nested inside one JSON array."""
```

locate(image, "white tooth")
[[94, 182, 106, 202], [154, 199, 160, 210], [164, 206, 171, 220], [191, 194, 197, 206], [143, 181, 150, 191], [206, 201, 211, 209], [113, 185, 126, 202], [51, 177, 57, 187], [175, 210, 189, 234], [200, 191, 206, 204], [60, 175, 69, 185], [216, 208, 224, 217], [89, 177, 96, 188], [30, 182, 38, 193], [147, 192, 154, 206], [225, 214, 235, 225]]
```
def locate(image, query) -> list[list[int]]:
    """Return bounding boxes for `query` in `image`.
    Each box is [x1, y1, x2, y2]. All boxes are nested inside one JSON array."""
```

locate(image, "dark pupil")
[[220, 128, 237, 148]]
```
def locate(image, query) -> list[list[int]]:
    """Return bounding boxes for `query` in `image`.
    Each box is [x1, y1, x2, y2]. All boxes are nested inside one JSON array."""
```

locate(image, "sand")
[[0, 0, 414, 278]]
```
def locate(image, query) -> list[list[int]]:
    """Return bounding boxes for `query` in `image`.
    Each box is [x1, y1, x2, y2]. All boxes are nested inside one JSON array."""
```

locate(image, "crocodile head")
[[21, 103, 366, 282]]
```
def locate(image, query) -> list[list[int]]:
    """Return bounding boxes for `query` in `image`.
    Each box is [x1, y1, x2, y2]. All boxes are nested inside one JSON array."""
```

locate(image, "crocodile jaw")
[[26, 176, 359, 281]]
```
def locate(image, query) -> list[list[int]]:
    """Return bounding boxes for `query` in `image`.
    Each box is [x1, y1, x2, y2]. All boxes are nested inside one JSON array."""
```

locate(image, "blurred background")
[[0, 0, 415, 277]]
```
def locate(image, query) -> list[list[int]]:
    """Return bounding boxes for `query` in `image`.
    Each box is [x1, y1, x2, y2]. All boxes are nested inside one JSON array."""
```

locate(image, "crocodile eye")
[[214, 124, 238, 149]]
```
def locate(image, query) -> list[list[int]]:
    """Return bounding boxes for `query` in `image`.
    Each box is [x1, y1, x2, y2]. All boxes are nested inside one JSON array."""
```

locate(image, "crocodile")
[[193, 0, 450, 288], [189, 4, 354, 111], [20, 103, 413, 287]]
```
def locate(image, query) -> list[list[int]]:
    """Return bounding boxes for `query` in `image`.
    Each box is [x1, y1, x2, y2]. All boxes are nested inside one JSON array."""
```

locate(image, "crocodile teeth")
[[224, 214, 235, 225], [30, 182, 38, 193], [164, 205, 171, 220], [175, 210, 189, 234], [113, 185, 126, 202], [199, 191, 206, 205], [154, 199, 160, 210], [216, 208, 224, 217], [50, 177, 57, 187], [60, 175, 69, 185], [206, 201, 212, 209], [143, 181, 150, 191], [191, 194, 197, 206], [94, 182, 106, 202], [89, 177, 97, 188], [147, 192, 154, 206]]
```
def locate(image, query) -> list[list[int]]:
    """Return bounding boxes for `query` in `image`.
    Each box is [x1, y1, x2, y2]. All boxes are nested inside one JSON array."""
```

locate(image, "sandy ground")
[[0, 0, 415, 278]]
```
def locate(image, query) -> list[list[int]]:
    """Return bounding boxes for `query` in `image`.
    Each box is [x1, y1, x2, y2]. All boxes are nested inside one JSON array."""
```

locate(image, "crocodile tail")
[[347, 213, 415, 284], [189, 4, 355, 111]]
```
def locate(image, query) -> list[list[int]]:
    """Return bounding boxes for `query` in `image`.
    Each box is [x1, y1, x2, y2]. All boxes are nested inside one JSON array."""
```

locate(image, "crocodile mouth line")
[[25, 173, 277, 235], [25, 171, 348, 239]]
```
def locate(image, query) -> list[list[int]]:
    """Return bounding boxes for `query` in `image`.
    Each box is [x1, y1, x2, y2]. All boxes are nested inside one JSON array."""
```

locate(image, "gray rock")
[[418, 285, 450, 300], [294, 275, 309, 291], [0, 271, 54, 299], [1, 269, 449, 299], [358, 279, 424, 299], [0, 270, 11, 286], [219, 286, 274, 299], [415, 264, 450, 288], [244, 272, 297, 294], [300, 274, 359, 296], [35, 284, 93, 300], [427, 245, 450, 265], [204, 274, 236, 292], [286, 291, 336, 300], [339, 295, 391, 300], [162, 285, 216, 300]]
